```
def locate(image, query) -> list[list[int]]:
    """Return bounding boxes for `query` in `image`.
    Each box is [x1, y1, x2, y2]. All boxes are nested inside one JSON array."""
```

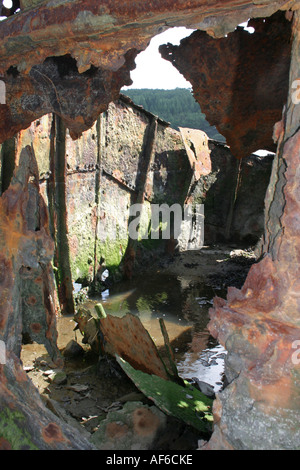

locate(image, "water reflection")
[[83, 272, 227, 392], [177, 344, 226, 393]]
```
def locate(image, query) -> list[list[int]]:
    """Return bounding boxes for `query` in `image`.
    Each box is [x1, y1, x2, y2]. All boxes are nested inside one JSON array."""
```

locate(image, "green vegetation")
[[0, 409, 38, 450], [122, 88, 225, 142]]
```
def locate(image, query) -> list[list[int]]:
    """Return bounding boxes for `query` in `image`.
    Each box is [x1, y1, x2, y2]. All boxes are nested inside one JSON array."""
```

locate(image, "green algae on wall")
[[0, 408, 39, 450], [97, 237, 129, 275], [69, 233, 96, 282]]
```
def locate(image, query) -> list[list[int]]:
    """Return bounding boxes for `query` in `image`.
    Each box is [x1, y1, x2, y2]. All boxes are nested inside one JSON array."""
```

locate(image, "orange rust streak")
[[250, 376, 293, 409]]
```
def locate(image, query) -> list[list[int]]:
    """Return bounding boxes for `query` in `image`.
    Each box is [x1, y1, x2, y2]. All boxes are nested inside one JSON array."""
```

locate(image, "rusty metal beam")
[[0, 0, 295, 143], [0, 0, 292, 75]]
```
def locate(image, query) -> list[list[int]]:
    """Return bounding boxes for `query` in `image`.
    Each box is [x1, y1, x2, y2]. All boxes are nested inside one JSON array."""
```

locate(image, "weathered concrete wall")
[[0, 95, 273, 296]]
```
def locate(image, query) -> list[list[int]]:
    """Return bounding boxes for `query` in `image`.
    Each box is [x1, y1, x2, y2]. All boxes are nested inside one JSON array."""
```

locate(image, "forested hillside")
[[122, 88, 225, 142]]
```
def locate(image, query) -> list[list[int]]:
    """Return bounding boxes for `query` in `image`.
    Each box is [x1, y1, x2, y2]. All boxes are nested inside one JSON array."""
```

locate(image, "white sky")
[[122, 27, 194, 90], [122, 24, 254, 90]]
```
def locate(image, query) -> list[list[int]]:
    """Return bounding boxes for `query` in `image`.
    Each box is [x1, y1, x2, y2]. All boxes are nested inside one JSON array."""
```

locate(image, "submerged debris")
[[74, 305, 180, 381], [116, 356, 213, 434]]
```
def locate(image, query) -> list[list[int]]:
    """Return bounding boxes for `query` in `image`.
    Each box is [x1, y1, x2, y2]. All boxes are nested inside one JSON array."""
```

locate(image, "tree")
[[122, 88, 225, 142]]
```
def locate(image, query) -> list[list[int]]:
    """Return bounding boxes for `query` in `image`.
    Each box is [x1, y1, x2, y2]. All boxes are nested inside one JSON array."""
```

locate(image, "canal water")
[[81, 272, 227, 393]]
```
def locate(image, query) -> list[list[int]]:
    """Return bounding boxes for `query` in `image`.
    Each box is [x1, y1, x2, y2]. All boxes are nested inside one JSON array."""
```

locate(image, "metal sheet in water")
[[100, 313, 171, 380]]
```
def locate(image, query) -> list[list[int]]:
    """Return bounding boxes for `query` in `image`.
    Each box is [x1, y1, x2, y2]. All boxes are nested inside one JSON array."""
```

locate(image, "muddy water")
[[21, 271, 227, 396], [81, 273, 227, 393]]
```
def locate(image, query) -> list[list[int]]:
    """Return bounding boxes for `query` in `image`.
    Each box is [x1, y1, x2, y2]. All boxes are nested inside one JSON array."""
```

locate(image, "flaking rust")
[[0, 144, 60, 361], [205, 12, 300, 450], [74, 304, 181, 381], [0, 1, 293, 144], [0, 145, 93, 449], [160, 12, 292, 159], [0, 51, 138, 144]]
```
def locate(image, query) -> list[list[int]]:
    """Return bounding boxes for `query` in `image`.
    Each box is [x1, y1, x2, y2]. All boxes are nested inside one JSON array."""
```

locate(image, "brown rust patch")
[[249, 376, 294, 409], [100, 313, 171, 380], [42, 422, 66, 443], [0, 437, 12, 450], [179, 127, 211, 180], [106, 422, 129, 439], [160, 12, 292, 159], [30, 323, 42, 334], [26, 296, 37, 305], [133, 407, 161, 437], [69, 234, 79, 257]]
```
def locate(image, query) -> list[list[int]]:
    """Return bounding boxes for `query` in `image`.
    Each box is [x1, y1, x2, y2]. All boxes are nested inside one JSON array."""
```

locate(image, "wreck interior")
[[0, 0, 300, 451]]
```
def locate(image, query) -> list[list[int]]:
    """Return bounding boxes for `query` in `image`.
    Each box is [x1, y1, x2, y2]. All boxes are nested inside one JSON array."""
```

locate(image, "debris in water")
[[116, 356, 213, 434], [74, 304, 180, 381], [101, 269, 109, 282]]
